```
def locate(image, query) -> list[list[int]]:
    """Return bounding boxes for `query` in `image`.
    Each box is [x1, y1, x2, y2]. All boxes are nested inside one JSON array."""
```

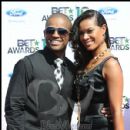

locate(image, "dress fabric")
[[75, 56, 116, 130]]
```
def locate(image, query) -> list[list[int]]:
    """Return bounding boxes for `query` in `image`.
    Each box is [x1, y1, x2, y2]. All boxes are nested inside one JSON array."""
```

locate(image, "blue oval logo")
[[6, 9, 27, 17], [8, 72, 13, 78], [98, 7, 118, 15]]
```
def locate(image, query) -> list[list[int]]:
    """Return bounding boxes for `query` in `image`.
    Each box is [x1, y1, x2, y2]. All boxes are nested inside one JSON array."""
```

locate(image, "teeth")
[[48, 40, 60, 42], [86, 41, 93, 45], [49, 40, 62, 45]]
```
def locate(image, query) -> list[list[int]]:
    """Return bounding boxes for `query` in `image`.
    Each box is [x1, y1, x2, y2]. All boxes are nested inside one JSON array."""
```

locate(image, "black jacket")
[[5, 47, 75, 130]]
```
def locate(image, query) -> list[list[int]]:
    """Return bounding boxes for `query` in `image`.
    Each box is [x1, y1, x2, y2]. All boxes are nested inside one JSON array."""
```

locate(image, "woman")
[[71, 9, 124, 130]]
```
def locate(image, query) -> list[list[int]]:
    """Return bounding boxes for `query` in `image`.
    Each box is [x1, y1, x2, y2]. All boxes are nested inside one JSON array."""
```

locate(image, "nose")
[[82, 33, 89, 40], [52, 30, 60, 37]]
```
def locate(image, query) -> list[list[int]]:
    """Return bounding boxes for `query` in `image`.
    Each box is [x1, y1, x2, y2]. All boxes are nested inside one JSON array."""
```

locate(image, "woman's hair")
[[71, 9, 111, 70]]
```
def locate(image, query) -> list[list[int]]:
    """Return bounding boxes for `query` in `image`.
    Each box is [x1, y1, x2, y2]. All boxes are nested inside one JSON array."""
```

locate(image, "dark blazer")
[[5, 47, 75, 130]]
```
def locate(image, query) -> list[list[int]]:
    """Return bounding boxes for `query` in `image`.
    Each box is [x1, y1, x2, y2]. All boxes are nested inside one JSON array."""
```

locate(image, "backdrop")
[[2, 1, 130, 130]]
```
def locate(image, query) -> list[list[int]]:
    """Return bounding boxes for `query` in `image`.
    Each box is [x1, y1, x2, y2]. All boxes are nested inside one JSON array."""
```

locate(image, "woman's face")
[[79, 17, 106, 51]]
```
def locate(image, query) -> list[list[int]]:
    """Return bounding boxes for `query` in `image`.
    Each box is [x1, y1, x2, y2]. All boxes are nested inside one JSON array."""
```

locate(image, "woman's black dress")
[[74, 56, 115, 130]]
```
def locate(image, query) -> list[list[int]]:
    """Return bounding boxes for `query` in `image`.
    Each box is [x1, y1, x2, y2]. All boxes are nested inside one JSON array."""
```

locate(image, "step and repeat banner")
[[2, 2, 130, 130]]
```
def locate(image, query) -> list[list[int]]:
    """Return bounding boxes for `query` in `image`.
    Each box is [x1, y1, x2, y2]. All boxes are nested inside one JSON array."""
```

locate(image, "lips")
[[83, 41, 92, 46]]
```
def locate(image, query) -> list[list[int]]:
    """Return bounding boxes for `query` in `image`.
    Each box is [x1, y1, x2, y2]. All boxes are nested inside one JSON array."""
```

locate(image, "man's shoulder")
[[24, 50, 44, 61], [26, 50, 43, 58]]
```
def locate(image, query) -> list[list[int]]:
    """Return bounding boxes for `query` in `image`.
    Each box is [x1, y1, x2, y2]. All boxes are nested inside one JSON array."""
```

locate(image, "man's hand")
[[101, 107, 113, 121]]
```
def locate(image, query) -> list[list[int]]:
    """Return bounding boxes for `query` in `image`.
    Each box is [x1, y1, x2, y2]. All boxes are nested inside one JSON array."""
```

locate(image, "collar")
[[42, 47, 67, 66]]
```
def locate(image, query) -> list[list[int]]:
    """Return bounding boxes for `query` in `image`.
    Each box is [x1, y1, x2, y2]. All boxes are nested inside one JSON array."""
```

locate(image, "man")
[[5, 13, 75, 130]]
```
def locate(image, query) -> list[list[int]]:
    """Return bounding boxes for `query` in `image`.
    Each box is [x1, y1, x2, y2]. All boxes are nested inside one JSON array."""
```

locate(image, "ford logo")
[[6, 9, 27, 17], [98, 7, 118, 15]]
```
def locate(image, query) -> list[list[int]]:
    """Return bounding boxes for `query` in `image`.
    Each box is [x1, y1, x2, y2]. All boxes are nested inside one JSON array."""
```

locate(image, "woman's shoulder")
[[102, 55, 122, 78], [103, 55, 119, 68]]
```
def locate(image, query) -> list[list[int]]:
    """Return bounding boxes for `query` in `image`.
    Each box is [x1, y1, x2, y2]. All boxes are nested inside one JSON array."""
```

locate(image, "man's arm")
[[5, 59, 28, 130]]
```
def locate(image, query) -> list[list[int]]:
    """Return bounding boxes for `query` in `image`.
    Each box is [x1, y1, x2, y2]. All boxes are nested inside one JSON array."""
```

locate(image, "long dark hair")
[[71, 9, 111, 70]]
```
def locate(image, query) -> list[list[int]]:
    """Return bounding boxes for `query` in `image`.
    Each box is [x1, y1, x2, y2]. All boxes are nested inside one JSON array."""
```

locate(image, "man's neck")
[[54, 52, 65, 59], [46, 47, 65, 59]]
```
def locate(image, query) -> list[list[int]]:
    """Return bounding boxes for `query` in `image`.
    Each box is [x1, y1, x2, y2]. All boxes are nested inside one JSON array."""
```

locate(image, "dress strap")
[[100, 55, 118, 69]]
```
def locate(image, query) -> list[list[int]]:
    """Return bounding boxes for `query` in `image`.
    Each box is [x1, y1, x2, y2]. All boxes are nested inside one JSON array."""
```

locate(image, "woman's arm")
[[103, 58, 124, 130]]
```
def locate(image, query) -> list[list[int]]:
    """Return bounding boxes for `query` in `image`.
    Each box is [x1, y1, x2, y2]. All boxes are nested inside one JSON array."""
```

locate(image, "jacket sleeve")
[[4, 59, 30, 130]]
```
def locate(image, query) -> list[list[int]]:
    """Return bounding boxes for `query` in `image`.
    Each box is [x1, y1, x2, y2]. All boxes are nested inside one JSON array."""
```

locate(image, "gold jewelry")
[[86, 49, 110, 71]]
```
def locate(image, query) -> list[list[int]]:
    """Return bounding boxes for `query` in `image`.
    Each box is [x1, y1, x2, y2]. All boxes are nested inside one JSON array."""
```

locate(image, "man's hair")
[[45, 13, 72, 30]]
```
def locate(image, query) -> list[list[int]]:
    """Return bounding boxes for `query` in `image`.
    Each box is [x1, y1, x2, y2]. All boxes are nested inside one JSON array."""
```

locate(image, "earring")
[[103, 34, 106, 39]]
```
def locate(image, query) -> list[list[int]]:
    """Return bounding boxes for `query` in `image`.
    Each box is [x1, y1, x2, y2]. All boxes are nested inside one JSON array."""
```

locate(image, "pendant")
[[70, 102, 81, 130], [77, 101, 81, 127]]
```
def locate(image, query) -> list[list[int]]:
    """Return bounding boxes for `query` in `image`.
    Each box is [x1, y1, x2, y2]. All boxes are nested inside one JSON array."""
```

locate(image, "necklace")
[[86, 49, 110, 71]]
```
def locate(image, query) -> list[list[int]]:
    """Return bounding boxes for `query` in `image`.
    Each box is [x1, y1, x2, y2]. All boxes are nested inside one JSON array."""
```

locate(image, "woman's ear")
[[101, 24, 107, 34]]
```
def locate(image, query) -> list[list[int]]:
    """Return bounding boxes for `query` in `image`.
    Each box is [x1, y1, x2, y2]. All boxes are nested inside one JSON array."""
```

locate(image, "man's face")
[[44, 17, 70, 53]]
